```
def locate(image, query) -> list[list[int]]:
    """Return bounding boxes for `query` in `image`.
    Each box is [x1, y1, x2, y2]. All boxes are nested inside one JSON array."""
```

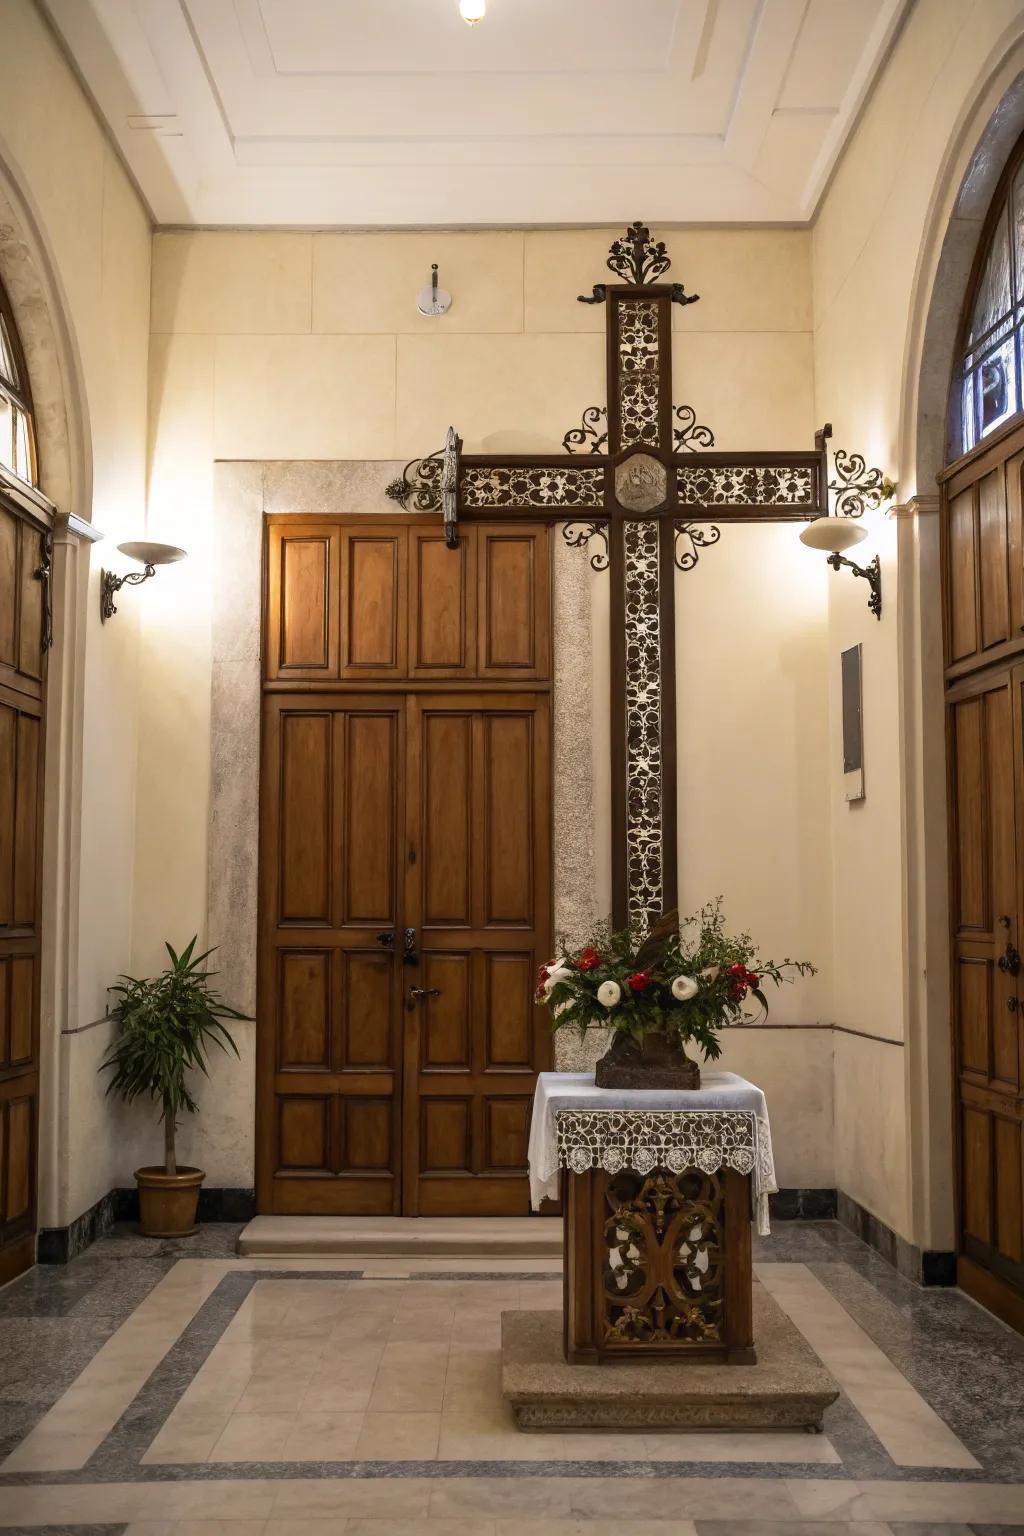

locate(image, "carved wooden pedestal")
[[563, 1165, 755, 1365]]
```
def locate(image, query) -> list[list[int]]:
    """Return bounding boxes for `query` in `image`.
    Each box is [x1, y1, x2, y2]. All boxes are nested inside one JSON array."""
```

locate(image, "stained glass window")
[[0, 284, 36, 486]]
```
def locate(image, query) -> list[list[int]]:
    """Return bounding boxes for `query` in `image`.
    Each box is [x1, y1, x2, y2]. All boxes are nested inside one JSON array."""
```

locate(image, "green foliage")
[[537, 899, 815, 1064], [100, 938, 250, 1170]]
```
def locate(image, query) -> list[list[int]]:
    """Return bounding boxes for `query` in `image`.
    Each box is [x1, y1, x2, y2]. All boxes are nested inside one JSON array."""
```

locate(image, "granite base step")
[[501, 1281, 839, 1431], [237, 1214, 563, 1258]]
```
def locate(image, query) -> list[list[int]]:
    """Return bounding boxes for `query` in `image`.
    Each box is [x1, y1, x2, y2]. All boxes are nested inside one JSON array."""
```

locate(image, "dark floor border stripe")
[[837, 1190, 956, 1287]]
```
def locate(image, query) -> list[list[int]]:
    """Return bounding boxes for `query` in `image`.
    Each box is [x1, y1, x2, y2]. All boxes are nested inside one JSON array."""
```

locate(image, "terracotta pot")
[[134, 1165, 205, 1237], [595, 1029, 701, 1090]]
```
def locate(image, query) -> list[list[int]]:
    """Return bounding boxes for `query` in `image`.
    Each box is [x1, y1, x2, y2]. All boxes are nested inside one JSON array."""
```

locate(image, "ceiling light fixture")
[[459, 0, 486, 23]]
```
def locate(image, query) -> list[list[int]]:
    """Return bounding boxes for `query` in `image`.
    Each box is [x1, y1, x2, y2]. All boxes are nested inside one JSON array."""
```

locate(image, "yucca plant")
[[100, 938, 249, 1175]]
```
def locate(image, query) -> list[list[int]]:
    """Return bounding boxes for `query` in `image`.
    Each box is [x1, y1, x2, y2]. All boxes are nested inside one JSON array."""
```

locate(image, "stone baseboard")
[[37, 1186, 257, 1264], [837, 1189, 956, 1287], [769, 1187, 837, 1220]]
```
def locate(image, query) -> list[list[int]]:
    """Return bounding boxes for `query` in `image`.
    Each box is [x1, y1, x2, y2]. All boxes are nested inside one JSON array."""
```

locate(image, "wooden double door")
[[0, 500, 47, 1282], [257, 517, 553, 1216], [944, 434, 1024, 1327]]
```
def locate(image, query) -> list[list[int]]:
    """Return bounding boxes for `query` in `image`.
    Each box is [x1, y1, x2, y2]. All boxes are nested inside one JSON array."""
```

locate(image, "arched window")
[[0, 280, 37, 487]]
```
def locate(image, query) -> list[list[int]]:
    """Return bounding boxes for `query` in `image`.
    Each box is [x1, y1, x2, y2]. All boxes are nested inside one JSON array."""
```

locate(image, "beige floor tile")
[[208, 1412, 295, 1462], [368, 1342, 448, 1412], [442, 1355, 502, 1412], [302, 1376, 376, 1412], [565, 1475, 804, 1521], [234, 1375, 310, 1415], [786, 1476, 1024, 1523], [355, 1409, 442, 1459], [271, 1475, 432, 1519], [428, 1477, 575, 1520], [282, 1409, 364, 1460], [0, 1430, 100, 1473], [641, 1429, 840, 1463], [494, 1524, 699, 1536], [345, 1521, 496, 1536]]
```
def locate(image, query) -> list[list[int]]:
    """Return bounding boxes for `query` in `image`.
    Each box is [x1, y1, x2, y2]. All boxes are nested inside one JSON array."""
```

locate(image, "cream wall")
[[0, 0, 152, 1223], [134, 223, 836, 1192], [812, 0, 1024, 1245]]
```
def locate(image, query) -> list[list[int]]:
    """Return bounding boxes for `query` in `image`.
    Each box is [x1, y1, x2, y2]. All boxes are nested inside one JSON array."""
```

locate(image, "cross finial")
[[578, 220, 700, 308]]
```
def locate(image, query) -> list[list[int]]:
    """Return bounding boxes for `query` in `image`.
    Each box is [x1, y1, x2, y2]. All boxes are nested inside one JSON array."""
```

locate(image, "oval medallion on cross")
[[614, 452, 667, 513]]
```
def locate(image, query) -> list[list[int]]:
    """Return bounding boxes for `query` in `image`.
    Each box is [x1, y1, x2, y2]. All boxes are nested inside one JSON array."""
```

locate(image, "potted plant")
[[100, 938, 250, 1237], [537, 902, 814, 1089]]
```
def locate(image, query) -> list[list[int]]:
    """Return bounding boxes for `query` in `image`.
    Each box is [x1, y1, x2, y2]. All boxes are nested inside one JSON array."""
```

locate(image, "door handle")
[[998, 942, 1021, 977], [408, 986, 441, 1007], [403, 927, 418, 966], [1008, 996, 1020, 1013], [375, 931, 395, 948]]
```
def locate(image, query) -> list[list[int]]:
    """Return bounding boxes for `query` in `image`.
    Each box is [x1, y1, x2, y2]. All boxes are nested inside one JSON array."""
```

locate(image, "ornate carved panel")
[[602, 1168, 725, 1348], [460, 465, 604, 509], [622, 519, 664, 930], [617, 299, 661, 450], [676, 464, 816, 507]]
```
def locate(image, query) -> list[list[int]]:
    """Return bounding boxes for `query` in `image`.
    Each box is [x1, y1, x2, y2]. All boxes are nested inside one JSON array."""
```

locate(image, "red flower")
[[728, 963, 746, 976], [747, 972, 760, 988], [537, 964, 550, 985], [627, 971, 651, 992], [577, 946, 600, 972]]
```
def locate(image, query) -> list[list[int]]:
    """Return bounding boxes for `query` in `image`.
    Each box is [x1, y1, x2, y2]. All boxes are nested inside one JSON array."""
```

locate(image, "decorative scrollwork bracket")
[[562, 406, 608, 455], [820, 422, 897, 518], [99, 563, 156, 623], [561, 521, 610, 572], [673, 405, 715, 453], [578, 222, 701, 308], [674, 521, 721, 573]]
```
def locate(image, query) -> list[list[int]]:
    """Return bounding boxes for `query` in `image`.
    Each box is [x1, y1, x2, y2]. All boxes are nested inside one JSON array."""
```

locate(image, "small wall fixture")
[[100, 541, 186, 622], [800, 517, 881, 619]]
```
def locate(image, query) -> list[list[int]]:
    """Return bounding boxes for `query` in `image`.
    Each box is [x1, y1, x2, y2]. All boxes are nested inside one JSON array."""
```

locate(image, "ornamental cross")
[[387, 222, 889, 935]]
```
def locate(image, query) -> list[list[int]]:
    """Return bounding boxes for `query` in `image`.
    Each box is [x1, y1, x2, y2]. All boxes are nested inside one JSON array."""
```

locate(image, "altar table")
[[528, 1071, 777, 1365]]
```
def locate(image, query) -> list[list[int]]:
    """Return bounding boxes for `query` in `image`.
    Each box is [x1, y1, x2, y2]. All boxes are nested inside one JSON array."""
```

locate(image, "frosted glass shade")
[[799, 517, 867, 553], [117, 541, 187, 566]]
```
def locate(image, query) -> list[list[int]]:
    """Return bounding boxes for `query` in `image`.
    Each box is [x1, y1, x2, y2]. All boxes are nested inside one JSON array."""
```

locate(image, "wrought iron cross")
[[387, 222, 889, 934]]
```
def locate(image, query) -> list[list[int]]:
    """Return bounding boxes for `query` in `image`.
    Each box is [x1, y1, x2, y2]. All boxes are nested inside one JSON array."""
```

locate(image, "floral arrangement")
[[536, 902, 814, 1064]]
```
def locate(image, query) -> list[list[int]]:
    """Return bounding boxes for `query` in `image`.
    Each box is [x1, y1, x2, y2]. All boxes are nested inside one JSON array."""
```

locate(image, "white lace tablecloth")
[[528, 1070, 778, 1234]]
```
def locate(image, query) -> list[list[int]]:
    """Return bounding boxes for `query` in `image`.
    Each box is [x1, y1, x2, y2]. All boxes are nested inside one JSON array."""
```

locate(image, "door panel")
[[259, 694, 404, 1215], [947, 666, 1024, 1305], [403, 692, 551, 1216], [410, 529, 476, 677], [340, 527, 407, 679], [0, 504, 46, 1283], [478, 525, 550, 679], [265, 524, 340, 680]]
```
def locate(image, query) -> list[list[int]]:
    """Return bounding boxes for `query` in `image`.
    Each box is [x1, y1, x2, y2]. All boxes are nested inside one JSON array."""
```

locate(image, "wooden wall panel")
[[423, 712, 471, 927], [278, 951, 331, 1071], [343, 1100, 392, 1171], [0, 704, 13, 927], [483, 1096, 530, 1171], [484, 953, 533, 1070], [421, 1098, 471, 1173], [420, 953, 470, 1071], [962, 1106, 993, 1245], [994, 1116, 1023, 1263], [279, 713, 332, 924], [483, 713, 533, 927], [952, 696, 985, 928], [0, 515, 16, 672], [411, 530, 475, 676], [13, 714, 39, 926], [4, 1097, 33, 1224], [266, 525, 340, 680], [978, 469, 1011, 650], [341, 530, 407, 677], [957, 958, 990, 1077], [8, 957, 33, 1067], [341, 713, 397, 925], [341, 953, 394, 1070], [279, 1098, 331, 1171], [478, 527, 550, 679]]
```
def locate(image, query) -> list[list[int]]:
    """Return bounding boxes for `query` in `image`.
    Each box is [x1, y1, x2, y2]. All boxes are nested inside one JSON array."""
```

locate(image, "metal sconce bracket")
[[99, 563, 156, 622], [827, 550, 882, 619]]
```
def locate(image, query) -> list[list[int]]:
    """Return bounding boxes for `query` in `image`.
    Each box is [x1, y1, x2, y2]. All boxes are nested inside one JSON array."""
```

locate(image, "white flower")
[[543, 966, 572, 996], [597, 980, 622, 1009], [699, 965, 721, 981], [671, 974, 699, 1002]]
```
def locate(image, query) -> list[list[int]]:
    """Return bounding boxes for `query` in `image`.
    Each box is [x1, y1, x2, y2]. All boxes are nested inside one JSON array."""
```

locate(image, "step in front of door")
[[237, 1214, 563, 1259]]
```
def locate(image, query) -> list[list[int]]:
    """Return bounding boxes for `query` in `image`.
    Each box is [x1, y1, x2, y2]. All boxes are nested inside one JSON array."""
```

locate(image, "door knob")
[[1008, 996, 1020, 1013], [409, 987, 441, 1001]]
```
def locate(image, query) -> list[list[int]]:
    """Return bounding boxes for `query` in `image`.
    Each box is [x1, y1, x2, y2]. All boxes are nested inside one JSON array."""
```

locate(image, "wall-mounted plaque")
[[841, 642, 864, 802]]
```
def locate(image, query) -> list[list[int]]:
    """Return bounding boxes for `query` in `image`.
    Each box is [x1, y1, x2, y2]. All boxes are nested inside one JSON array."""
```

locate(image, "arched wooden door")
[[942, 134, 1024, 1330], [256, 515, 553, 1216]]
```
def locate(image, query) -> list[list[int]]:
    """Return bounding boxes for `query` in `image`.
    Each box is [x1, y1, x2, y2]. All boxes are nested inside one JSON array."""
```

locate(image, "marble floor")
[[0, 1220, 1023, 1535]]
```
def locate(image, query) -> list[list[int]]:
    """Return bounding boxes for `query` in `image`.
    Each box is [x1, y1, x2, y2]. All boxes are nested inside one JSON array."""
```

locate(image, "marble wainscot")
[[501, 1071, 839, 1431]]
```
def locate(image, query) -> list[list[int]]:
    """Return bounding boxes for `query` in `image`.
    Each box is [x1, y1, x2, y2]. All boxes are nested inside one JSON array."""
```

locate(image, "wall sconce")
[[100, 541, 186, 622], [799, 517, 881, 619]]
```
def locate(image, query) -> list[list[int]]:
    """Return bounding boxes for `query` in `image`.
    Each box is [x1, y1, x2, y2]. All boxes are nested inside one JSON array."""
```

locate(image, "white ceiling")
[[41, 0, 909, 227]]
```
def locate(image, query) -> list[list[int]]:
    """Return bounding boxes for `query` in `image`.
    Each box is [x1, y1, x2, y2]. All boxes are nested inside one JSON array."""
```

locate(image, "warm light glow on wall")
[[459, 0, 486, 22]]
